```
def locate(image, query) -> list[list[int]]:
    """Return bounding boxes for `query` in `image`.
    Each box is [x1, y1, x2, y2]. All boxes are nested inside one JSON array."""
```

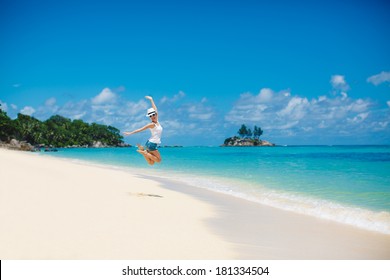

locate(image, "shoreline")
[[150, 175, 390, 259], [147, 171, 390, 236], [1, 148, 390, 259]]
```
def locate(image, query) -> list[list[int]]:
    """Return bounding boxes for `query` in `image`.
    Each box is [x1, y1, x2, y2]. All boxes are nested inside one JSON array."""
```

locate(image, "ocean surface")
[[44, 145, 390, 234]]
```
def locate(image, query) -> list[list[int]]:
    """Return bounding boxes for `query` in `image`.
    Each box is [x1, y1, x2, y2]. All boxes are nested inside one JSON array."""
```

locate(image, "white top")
[[149, 122, 163, 144]]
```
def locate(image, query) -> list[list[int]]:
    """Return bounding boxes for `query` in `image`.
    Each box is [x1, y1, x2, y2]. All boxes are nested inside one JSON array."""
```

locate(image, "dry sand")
[[0, 149, 234, 259], [1, 148, 389, 259]]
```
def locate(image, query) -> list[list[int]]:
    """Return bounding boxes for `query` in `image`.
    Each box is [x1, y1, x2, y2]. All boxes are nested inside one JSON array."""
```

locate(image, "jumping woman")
[[123, 96, 163, 165]]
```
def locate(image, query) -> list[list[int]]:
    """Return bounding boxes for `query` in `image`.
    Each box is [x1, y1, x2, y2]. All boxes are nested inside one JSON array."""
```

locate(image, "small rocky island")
[[222, 124, 275, 147]]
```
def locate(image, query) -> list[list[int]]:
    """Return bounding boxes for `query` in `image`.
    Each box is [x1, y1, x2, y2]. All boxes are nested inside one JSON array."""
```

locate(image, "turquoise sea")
[[45, 145, 390, 234]]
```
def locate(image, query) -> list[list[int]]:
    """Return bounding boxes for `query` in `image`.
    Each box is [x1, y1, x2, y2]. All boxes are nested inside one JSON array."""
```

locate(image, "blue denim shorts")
[[145, 140, 158, 151]]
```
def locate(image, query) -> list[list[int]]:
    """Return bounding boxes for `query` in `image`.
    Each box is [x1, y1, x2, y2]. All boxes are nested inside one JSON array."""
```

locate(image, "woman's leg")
[[137, 150, 155, 165], [136, 144, 155, 165], [138, 149, 161, 164], [148, 150, 161, 163]]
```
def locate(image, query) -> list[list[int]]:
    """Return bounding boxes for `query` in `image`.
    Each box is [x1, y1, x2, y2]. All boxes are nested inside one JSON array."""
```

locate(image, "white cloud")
[[161, 92, 215, 122], [225, 86, 387, 143], [160, 90, 186, 104], [186, 103, 214, 121], [45, 97, 57, 107], [57, 100, 89, 120], [277, 97, 309, 120], [318, 96, 327, 102], [347, 98, 370, 113], [89, 88, 122, 124], [8, 81, 389, 145], [25, 88, 219, 145], [28, 88, 147, 130], [189, 112, 213, 120], [0, 101, 19, 118], [91, 88, 118, 105], [20, 106, 36, 116], [330, 75, 350, 91], [367, 71, 390, 86], [256, 88, 273, 102], [120, 100, 148, 117], [0, 101, 8, 111], [225, 88, 291, 124], [374, 122, 388, 131], [155, 93, 220, 142], [341, 92, 348, 100], [348, 112, 369, 124]]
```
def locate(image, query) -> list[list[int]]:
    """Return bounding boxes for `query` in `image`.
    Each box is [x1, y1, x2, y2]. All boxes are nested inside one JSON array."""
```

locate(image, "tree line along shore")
[[0, 107, 127, 151]]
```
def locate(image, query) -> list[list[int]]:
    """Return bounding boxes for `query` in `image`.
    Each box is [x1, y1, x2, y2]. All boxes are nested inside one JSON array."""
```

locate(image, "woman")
[[123, 96, 163, 165]]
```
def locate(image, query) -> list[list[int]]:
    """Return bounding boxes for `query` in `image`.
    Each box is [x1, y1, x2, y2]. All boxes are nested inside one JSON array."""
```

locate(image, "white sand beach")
[[0, 149, 234, 259], [1, 148, 389, 259]]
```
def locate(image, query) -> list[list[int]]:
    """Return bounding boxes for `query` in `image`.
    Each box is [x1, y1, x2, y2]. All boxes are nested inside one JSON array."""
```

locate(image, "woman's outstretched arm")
[[145, 96, 158, 114], [123, 123, 154, 136]]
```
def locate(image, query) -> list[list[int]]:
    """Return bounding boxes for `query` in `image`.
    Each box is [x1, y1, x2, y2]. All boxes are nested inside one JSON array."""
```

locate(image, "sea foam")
[[156, 172, 390, 235]]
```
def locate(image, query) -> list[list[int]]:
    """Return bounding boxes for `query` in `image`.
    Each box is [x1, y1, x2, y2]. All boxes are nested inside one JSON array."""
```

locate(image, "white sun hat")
[[146, 108, 156, 117]]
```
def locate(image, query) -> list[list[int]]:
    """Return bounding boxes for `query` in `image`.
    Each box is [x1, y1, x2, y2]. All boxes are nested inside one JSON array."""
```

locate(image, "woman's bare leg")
[[137, 150, 155, 165], [136, 144, 144, 151], [138, 149, 161, 164], [136, 144, 155, 165], [149, 150, 161, 163]]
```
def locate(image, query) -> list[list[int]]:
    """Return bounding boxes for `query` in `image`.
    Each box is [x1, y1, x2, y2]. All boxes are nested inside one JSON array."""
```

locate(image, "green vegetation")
[[237, 124, 263, 139], [224, 124, 274, 146], [0, 106, 124, 148]]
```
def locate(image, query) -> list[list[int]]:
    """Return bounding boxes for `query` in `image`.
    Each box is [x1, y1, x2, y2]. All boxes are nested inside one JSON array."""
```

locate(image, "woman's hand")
[[123, 132, 132, 136], [145, 96, 153, 101]]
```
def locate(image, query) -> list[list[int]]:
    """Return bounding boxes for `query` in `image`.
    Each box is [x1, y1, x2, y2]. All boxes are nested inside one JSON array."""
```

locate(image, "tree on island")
[[238, 124, 248, 138], [237, 124, 263, 139], [0, 106, 125, 148], [253, 125, 263, 140], [224, 124, 273, 146]]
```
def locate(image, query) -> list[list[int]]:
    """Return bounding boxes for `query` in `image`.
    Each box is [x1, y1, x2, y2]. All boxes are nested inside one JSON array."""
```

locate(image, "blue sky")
[[1, 0, 389, 146]]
